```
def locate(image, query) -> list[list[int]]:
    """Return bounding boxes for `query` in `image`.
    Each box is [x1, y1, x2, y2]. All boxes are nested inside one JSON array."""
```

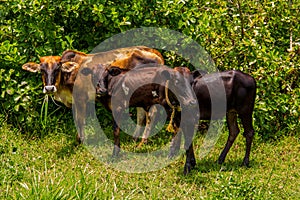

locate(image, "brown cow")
[[22, 46, 164, 143]]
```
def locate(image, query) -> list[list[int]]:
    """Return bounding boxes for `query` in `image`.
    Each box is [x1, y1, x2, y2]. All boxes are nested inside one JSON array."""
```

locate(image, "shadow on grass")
[[196, 158, 259, 173], [174, 156, 260, 185], [55, 139, 84, 159]]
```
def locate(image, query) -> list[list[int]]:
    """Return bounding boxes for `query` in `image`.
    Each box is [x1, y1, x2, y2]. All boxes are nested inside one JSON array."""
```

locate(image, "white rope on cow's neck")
[[165, 80, 180, 133], [49, 95, 62, 108], [122, 82, 129, 95]]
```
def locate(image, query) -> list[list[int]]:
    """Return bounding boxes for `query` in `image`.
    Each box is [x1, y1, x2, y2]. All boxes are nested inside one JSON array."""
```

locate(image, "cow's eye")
[[53, 63, 61, 70], [53, 69, 60, 76], [40, 68, 46, 74], [136, 56, 144, 61]]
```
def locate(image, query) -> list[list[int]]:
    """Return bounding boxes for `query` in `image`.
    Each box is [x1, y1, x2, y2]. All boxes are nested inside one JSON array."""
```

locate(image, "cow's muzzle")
[[183, 99, 198, 107], [189, 99, 197, 106], [43, 85, 57, 93], [96, 88, 108, 96]]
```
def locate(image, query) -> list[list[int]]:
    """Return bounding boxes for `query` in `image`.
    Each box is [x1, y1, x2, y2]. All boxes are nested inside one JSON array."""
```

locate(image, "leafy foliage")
[[0, 0, 299, 139]]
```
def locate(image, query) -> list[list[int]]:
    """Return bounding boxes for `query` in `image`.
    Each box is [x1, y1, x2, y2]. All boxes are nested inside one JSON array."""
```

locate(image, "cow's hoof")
[[168, 152, 178, 159], [183, 163, 194, 175], [242, 159, 250, 168], [112, 146, 120, 157], [136, 142, 143, 149], [191, 159, 196, 168], [168, 148, 180, 159], [76, 135, 83, 145], [218, 156, 225, 165]]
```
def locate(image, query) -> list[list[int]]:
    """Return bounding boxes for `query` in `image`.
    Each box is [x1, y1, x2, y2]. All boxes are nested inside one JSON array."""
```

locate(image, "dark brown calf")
[[170, 69, 256, 167], [82, 65, 199, 174]]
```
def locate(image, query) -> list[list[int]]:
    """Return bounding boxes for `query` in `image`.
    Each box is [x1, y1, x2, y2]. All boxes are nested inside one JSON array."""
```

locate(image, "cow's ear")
[[160, 69, 171, 80], [81, 68, 93, 76], [61, 62, 78, 73], [61, 50, 76, 62], [108, 67, 123, 76], [22, 62, 40, 73], [131, 51, 145, 62], [192, 69, 206, 79]]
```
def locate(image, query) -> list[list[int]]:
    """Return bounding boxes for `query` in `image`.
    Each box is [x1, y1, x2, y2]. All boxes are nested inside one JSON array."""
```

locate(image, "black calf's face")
[[161, 69, 197, 107], [97, 67, 126, 96], [94, 65, 109, 95], [80, 64, 109, 96]]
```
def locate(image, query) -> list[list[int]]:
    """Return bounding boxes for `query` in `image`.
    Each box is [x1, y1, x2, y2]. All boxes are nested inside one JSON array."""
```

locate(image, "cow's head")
[[174, 67, 207, 85], [22, 56, 77, 93], [157, 68, 197, 107], [80, 64, 119, 96], [174, 67, 194, 85], [191, 69, 207, 80]]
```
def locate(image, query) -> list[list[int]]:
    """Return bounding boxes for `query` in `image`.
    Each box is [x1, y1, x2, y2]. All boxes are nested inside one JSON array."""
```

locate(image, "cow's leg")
[[181, 120, 196, 175], [184, 143, 196, 175], [136, 111, 150, 148], [73, 99, 86, 144], [137, 106, 158, 148], [240, 114, 254, 167], [167, 109, 182, 158], [218, 111, 240, 164], [183, 127, 196, 175], [112, 119, 121, 157], [132, 107, 146, 142], [169, 129, 182, 158], [112, 105, 124, 157]]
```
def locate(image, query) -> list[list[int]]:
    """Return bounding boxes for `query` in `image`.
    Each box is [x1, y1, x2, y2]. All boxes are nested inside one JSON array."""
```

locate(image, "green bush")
[[0, 0, 299, 139]]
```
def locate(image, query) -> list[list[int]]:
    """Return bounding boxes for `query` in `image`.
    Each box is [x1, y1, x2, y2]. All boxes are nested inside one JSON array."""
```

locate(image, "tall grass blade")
[[40, 94, 49, 129]]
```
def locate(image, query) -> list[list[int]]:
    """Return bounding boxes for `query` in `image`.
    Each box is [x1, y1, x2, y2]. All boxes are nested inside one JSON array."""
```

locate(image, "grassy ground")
[[0, 119, 299, 199]]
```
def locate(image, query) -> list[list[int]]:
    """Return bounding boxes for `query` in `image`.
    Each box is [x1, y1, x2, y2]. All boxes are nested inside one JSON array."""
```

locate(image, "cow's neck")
[[53, 87, 73, 108], [52, 71, 75, 108], [52, 83, 72, 108]]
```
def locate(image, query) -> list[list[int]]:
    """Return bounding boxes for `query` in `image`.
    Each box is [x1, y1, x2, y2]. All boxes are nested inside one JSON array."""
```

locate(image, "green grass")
[[0, 119, 299, 199]]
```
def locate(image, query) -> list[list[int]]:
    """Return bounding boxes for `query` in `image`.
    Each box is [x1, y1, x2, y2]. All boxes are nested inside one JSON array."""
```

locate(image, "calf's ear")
[[22, 62, 40, 73], [108, 67, 123, 76], [81, 68, 93, 76], [61, 50, 76, 62], [61, 62, 78, 73], [192, 69, 206, 79], [160, 69, 171, 80]]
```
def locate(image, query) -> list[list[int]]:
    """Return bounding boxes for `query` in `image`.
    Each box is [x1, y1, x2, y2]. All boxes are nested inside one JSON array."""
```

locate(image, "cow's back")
[[193, 72, 226, 119], [110, 67, 161, 109], [192, 70, 256, 119]]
